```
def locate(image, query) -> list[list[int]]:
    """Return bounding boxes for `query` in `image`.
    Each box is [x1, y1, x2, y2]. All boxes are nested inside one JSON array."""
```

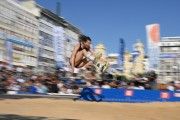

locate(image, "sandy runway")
[[0, 98, 179, 120]]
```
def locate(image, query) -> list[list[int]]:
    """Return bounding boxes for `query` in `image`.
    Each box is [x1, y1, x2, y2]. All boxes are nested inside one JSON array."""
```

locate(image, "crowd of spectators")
[[0, 66, 81, 95], [0, 66, 180, 95]]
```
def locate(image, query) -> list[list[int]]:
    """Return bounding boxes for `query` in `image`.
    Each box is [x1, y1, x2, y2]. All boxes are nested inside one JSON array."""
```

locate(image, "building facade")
[[0, 0, 85, 73], [94, 43, 107, 59], [107, 53, 120, 75], [158, 37, 180, 83], [37, 7, 56, 73], [123, 41, 146, 78], [131, 41, 145, 74], [38, 7, 82, 72], [107, 53, 119, 65], [123, 51, 133, 78], [64, 25, 81, 68], [0, 0, 39, 69]]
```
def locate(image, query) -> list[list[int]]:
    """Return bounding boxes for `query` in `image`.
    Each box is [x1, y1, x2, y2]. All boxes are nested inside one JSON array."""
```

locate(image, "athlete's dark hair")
[[79, 35, 91, 42]]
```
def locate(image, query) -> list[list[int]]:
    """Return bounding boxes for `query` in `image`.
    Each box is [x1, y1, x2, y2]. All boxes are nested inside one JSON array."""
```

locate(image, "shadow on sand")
[[0, 114, 80, 120], [0, 94, 79, 101]]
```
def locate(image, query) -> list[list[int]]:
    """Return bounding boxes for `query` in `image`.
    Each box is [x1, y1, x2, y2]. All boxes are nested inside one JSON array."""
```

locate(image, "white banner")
[[5, 41, 13, 66], [53, 26, 65, 64]]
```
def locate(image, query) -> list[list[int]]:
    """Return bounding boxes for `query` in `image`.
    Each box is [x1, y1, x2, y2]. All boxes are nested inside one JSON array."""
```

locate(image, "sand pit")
[[0, 98, 179, 120]]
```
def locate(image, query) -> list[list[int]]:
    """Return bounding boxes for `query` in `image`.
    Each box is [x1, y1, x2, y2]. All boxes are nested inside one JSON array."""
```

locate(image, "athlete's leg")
[[70, 50, 84, 67], [83, 61, 93, 68], [76, 58, 93, 69], [70, 49, 103, 73], [81, 49, 95, 61]]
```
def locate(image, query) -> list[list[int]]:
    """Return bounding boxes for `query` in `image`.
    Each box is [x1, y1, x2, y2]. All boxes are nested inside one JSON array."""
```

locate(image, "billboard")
[[146, 24, 160, 70], [53, 26, 65, 68], [146, 24, 160, 46]]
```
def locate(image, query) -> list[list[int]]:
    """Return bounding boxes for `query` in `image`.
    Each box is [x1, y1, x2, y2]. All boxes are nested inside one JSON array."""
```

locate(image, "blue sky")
[[36, 0, 180, 54]]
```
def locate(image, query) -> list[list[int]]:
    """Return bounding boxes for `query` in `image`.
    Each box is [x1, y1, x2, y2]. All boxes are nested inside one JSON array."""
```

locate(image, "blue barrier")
[[80, 88, 180, 102]]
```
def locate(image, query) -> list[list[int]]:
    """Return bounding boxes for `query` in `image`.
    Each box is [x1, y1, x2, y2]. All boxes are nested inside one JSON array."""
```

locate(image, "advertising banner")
[[5, 41, 13, 66], [53, 26, 65, 68], [146, 24, 160, 46], [80, 88, 180, 102], [146, 24, 160, 69]]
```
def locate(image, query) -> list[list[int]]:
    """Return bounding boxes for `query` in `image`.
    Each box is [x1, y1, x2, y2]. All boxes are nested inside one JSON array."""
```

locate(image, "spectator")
[[127, 82, 135, 89], [58, 85, 69, 94], [35, 81, 48, 94], [144, 84, 151, 90], [90, 81, 100, 88], [0, 73, 7, 94], [49, 80, 59, 93], [167, 81, 175, 91], [174, 81, 180, 91], [57, 80, 64, 90], [101, 81, 111, 89], [26, 80, 37, 94], [109, 81, 120, 88], [72, 85, 81, 94]]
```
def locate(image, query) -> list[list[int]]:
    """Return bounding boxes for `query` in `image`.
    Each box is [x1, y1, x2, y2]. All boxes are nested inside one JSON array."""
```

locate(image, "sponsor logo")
[[95, 89, 102, 95], [174, 93, 180, 97], [125, 90, 133, 96], [160, 92, 169, 99]]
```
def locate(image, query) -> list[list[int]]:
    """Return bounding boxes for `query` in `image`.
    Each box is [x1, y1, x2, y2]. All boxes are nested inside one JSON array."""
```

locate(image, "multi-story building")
[[37, 7, 56, 73], [94, 43, 107, 59], [107, 53, 120, 75], [64, 23, 82, 67], [123, 41, 146, 78], [37, 6, 82, 72], [123, 51, 133, 78], [131, 41, 145, 74], [0, 0, 84, 73], [0, 0, 40, 69], [107, 53, 119, 65], [143, 55, 149, 72], [158, 37, 180, 83]]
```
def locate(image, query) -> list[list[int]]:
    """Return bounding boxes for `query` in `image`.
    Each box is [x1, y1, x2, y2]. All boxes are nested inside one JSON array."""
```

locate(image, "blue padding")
[[80, 88, 180, 102]]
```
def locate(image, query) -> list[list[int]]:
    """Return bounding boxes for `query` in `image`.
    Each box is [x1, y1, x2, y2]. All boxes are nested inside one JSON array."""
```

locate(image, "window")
[[166, 64, 171, 70], [39, 31, 53, 47], [166, 72, 170, 76], [66, 39, 70, 42], [161, 47, 164, 52]]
